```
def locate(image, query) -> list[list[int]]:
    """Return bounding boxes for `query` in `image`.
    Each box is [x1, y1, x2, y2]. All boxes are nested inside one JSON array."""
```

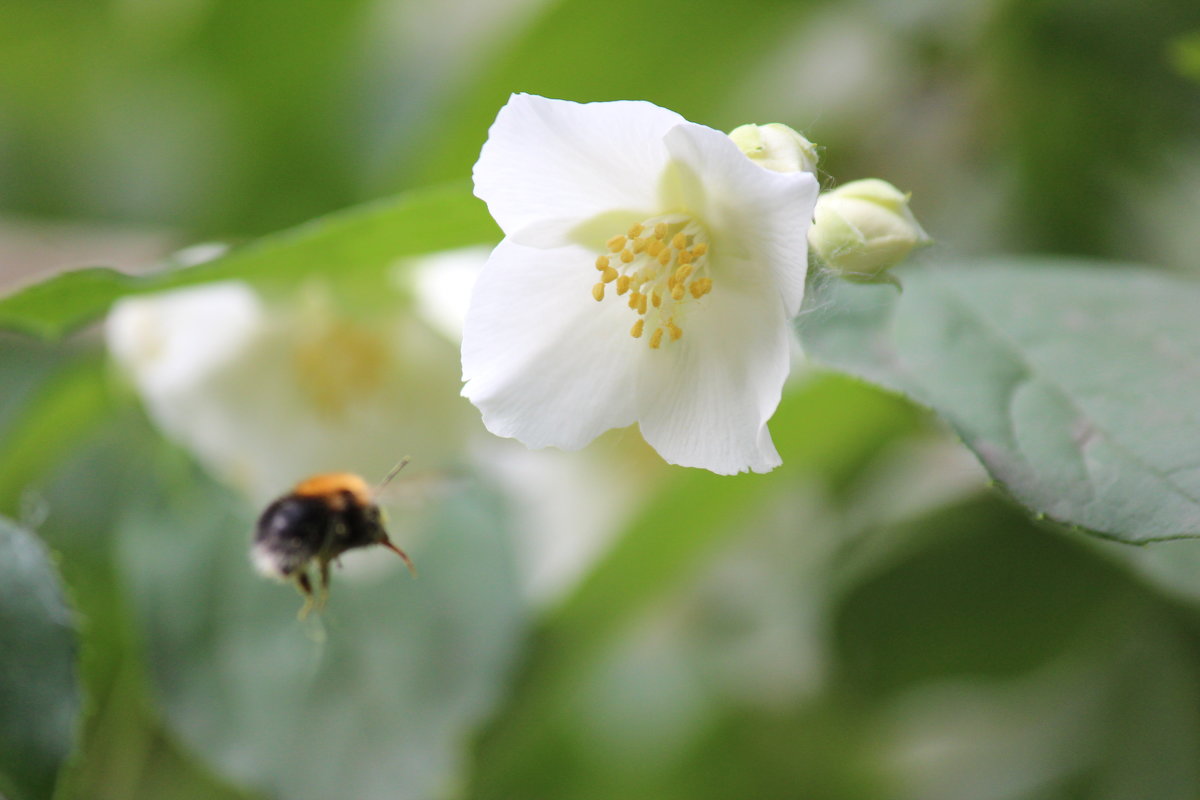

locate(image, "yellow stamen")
[[592, 217, 712, 351]]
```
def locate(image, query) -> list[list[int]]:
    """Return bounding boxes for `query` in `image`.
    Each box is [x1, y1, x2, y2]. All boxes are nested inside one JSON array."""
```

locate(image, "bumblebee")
[[252, 462, 415, 617]]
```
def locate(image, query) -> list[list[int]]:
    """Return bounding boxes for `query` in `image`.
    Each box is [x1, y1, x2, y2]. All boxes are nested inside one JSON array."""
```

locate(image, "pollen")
[[587, 214, 713, 349]]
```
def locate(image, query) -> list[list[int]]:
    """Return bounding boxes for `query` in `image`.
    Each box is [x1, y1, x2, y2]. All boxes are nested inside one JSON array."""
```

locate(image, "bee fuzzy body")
[[252, 471, 414, 616]]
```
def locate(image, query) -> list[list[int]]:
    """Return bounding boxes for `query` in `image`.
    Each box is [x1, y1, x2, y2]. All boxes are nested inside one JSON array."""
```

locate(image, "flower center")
[[590, 215, 713, 349], [292, 318, 388, 419]]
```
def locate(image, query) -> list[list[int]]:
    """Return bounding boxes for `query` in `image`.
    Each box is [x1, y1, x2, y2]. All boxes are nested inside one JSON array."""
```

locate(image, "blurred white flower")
[[463, 94, 820, 475], [107, 281, 469, 504]]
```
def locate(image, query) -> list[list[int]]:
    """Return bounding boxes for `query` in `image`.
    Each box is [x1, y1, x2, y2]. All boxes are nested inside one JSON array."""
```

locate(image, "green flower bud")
[[728, 123, 819, 174], [808, 178, 931, 282]]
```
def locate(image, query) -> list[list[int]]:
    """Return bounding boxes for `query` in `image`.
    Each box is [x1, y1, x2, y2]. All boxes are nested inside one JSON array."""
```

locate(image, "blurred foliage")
[[984, 0, 1200, 257], [3, 0, 1200, 798], [412, 0, 828, 185]]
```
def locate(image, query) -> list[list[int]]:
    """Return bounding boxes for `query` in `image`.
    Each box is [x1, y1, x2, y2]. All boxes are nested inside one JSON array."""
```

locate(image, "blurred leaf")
[[833, 495, 1140, 694], [0, 356, 114, 517], [412, 0, 825, 185], [0, 182, 497, 339], [116, 456, 525, 800], [798, 259, 1200, 542], [30, 427, 266, 800], [465, 375, 922, 796], [0, 516, 81, 800], [63, 660, 262, 800]]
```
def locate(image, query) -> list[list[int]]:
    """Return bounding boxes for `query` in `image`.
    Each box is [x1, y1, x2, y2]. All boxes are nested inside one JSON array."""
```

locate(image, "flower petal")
[[635, 284, 792, 474], [473, 94, 685, 246], [662, 123, 819, 316], [462, 237, 643, 449]]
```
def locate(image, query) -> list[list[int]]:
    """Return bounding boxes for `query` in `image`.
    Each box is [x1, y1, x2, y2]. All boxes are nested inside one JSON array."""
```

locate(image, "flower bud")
[[808, 178, 930, 282], [728, 123, 819, 174]]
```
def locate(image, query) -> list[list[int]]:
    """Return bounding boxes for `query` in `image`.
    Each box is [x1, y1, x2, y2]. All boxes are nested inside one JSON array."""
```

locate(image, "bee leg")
[[294, 570, 316, 620], [316, 558, 332, 611]]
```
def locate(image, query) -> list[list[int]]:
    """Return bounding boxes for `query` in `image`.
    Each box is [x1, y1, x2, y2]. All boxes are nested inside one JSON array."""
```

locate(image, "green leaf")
[[797, 258, 1200, 543], [0, 516, 81, 800], [0, 182, 497, 339]]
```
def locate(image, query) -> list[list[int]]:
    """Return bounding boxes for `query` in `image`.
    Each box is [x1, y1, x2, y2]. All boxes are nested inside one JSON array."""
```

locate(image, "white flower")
[[462, 94, 819, 475]]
